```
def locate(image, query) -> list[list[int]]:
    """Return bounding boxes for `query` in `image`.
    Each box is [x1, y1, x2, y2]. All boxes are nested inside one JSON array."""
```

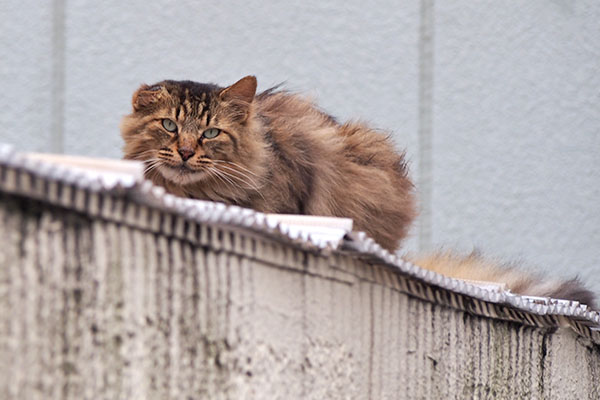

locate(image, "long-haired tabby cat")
[[121, 76, 595, 307]]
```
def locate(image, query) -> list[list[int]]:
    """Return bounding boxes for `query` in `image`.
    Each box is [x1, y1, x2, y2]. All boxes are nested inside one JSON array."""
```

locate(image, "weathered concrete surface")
[[1, 193, 599, 399]]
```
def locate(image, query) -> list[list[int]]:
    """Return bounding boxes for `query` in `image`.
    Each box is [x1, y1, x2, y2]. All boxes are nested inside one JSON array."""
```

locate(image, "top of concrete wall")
[[2, 145, 599, 345]]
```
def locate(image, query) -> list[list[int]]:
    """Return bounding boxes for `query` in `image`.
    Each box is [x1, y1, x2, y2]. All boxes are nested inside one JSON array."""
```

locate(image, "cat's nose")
[[178, 147, 195, 161]]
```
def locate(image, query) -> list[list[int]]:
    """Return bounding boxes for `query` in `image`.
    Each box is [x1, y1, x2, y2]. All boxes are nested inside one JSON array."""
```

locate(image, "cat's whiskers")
[[206, 168, 231, 191], [213, 163, 264, 190], [206, 168, 249, 202], [212, 160, 264, 182], [143, 157, 161, 165], [133, 150, 158, 161], [212, 165, 267, 203], [143, 158, 163, 173], [209, 166, 239, 189], [203, 167, 221, 185], [211, 160, 267, 201]]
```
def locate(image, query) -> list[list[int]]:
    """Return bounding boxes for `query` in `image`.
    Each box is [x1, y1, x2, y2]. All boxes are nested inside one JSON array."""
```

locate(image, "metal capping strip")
[[0, 146, 599, 343], [344, 232, 600, 343], [0, 147, 339, 253]]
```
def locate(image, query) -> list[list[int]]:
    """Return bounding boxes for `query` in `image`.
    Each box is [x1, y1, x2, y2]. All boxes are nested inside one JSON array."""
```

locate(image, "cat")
[[121, 76, 596, 308], [121, 76, 416, 251]]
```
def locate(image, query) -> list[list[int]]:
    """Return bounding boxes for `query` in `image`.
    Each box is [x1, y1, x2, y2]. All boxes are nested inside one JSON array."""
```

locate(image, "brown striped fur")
[[121, 76, 596, 307], [121, 76, 416, 251], [412, 252, 596, 308]]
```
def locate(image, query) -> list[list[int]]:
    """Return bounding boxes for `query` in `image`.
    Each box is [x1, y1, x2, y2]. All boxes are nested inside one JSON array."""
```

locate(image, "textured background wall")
[[0, 1, 599, 293]]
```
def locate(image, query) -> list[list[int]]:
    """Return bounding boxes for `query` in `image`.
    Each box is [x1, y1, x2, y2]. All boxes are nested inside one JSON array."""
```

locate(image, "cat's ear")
[[219, 76, 257, 104], [132, 84, 165, 111]]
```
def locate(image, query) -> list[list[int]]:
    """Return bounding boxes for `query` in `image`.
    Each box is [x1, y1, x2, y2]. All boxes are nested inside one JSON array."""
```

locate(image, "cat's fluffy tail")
[[410, 251, 596, 309]]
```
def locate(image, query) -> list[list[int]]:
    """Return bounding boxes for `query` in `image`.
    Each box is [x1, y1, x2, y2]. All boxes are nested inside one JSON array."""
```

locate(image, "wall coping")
[[0, 144, 598, 344]]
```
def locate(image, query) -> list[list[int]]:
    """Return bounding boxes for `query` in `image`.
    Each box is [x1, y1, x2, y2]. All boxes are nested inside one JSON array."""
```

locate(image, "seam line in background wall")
[[417, 0, 434, 252], [51, 0, 66, 153]]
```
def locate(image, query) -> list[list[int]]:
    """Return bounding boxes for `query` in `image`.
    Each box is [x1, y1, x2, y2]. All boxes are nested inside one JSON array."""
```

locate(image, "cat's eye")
[[162, 119, 178, 133], [203, 128, 221, 139]]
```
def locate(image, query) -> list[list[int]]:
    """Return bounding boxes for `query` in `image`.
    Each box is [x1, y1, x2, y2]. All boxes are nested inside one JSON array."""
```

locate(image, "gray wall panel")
[[431, 2, 600, 288], [0, 1, 55, 151]]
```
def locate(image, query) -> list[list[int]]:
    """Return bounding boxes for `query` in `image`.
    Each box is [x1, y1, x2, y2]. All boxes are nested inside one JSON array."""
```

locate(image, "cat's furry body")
[[121, 76, 596, 307], [121, 76, 415, 251], [412, 252, 595, 307]]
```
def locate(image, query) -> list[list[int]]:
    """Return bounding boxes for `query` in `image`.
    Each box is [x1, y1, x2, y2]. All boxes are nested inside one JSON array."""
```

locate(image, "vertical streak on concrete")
[[51, 0, 66, 153], [418, 0, 434, 252]]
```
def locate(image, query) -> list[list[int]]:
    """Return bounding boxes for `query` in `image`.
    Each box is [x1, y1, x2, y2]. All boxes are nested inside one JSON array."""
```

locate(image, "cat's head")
[[121, 76, 266, 186]]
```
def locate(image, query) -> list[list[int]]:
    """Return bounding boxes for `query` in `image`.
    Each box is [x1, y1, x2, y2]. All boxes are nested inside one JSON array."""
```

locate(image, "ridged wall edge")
[[0, 144, 598, 344]]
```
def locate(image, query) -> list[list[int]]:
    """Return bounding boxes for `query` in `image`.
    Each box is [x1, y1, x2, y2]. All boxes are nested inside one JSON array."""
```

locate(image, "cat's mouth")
[[158, 163, 208, 184], [168, 164, 194, 173]]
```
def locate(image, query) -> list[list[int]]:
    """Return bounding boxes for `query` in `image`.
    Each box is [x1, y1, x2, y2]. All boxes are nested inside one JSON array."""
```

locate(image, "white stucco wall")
[[0, 1, 598, 293]]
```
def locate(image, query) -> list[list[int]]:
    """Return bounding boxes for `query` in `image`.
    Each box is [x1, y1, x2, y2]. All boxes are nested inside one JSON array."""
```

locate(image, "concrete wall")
[[1, 1, 599, 292], [2, 180, 599, 399]]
